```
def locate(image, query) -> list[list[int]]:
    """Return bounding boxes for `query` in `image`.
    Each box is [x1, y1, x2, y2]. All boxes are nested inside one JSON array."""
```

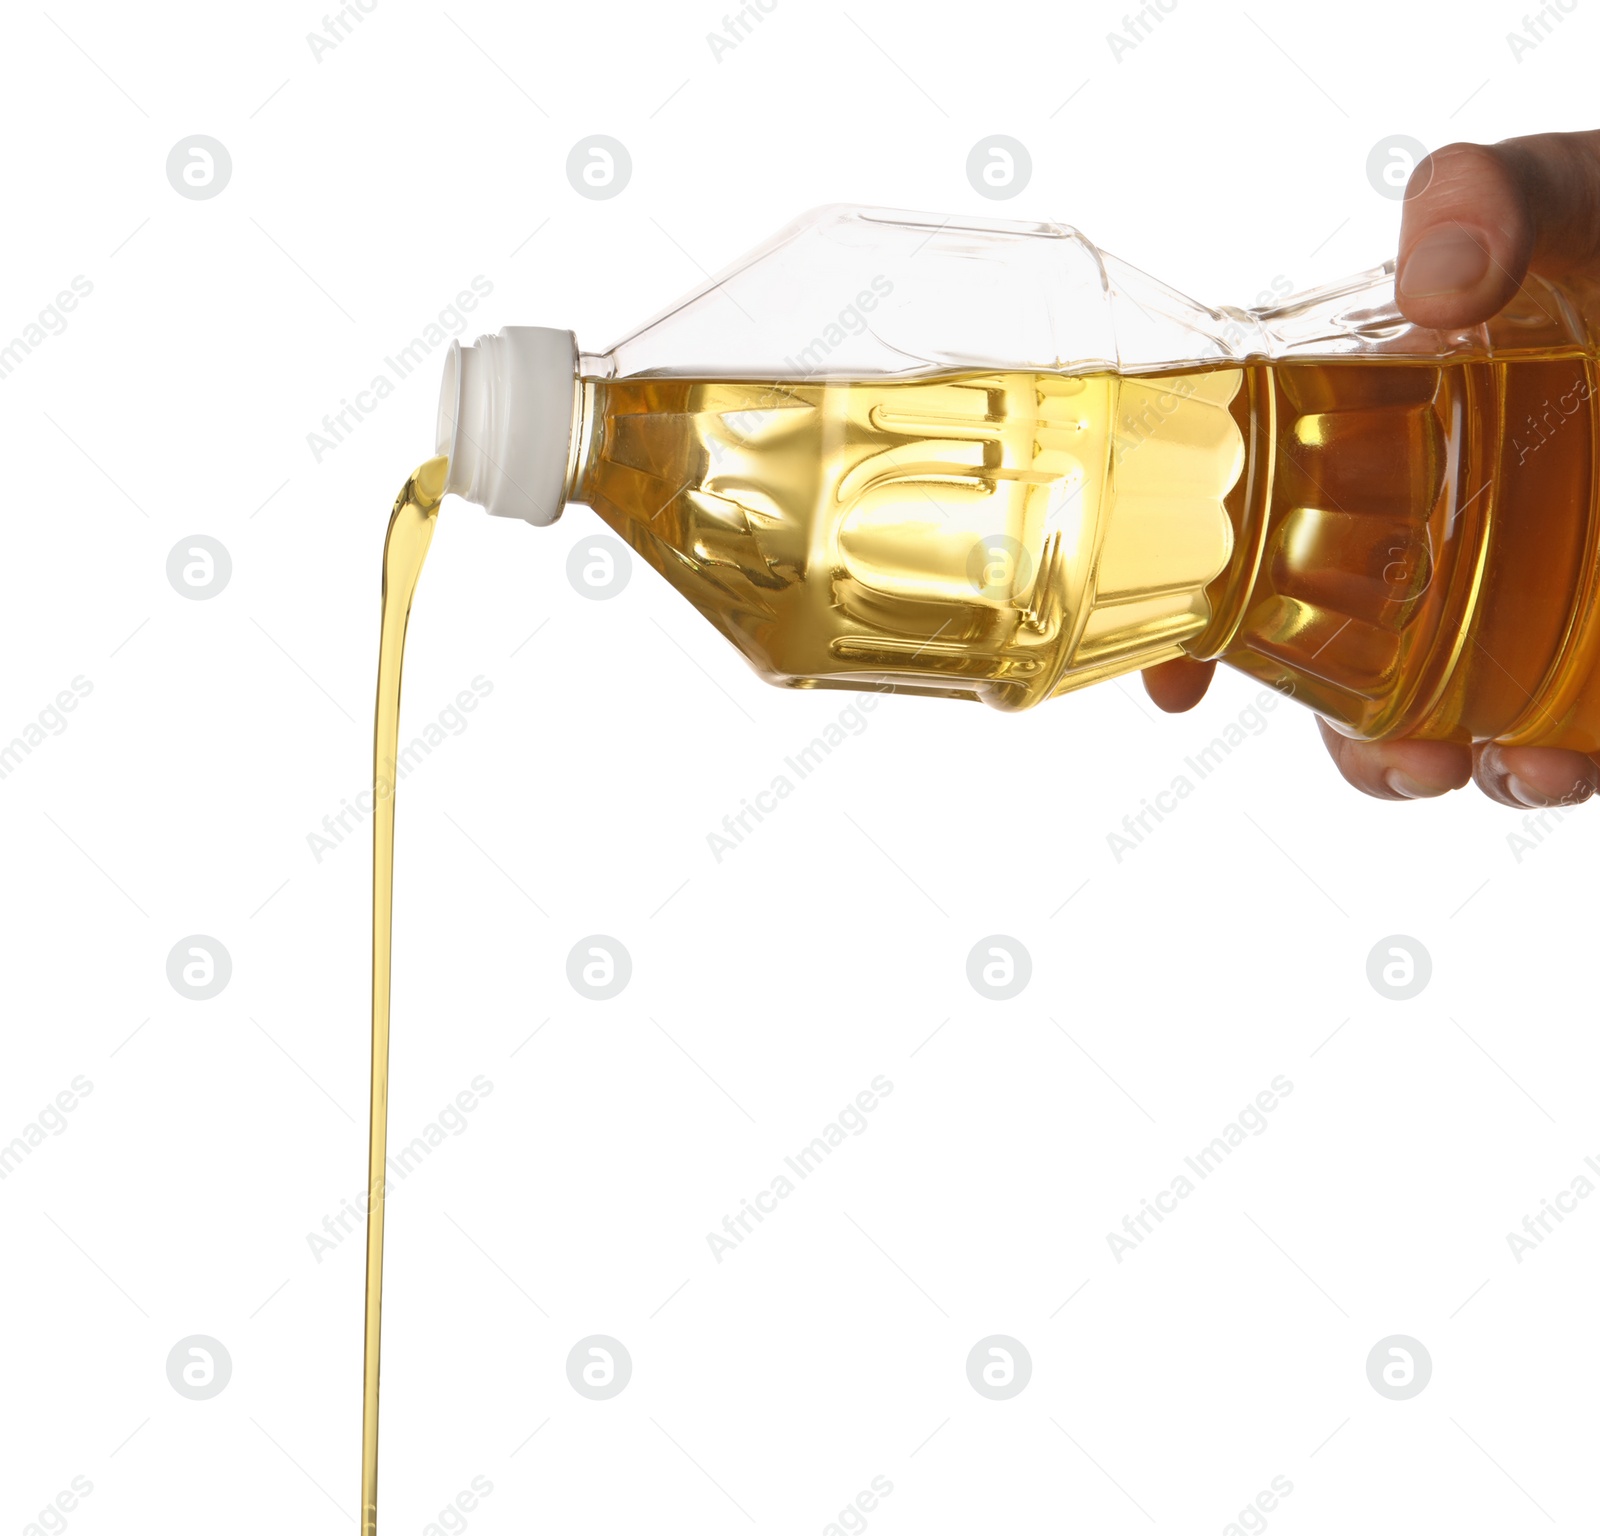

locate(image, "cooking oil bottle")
[[434, 204, 1600, 750], [364, 206, 1600, 1529]]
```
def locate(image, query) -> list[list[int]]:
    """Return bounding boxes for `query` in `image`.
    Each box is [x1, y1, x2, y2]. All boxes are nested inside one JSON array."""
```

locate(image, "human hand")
[[1143, 129, 1600, 808]]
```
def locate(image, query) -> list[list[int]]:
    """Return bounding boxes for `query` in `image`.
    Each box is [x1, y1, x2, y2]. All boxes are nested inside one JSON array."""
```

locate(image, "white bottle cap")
[[436, 327, 578, 525]]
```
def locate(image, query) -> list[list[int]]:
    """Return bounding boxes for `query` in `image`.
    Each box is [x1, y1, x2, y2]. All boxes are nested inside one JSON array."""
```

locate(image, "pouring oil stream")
[[362, 455, 447, 1534]]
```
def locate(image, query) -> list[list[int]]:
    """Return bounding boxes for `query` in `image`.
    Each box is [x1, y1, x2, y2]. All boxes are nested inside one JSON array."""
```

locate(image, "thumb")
[[1395, 129, 1600, 330]]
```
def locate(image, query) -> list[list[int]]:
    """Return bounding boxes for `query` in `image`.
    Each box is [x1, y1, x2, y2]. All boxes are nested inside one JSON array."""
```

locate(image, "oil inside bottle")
[[576, 353, 1600, 749], [577, 368, 1242, 709]]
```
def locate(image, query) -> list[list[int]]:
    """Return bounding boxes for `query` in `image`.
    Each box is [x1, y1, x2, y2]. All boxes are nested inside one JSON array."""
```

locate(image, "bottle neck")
[[564, 376, 601, 506]]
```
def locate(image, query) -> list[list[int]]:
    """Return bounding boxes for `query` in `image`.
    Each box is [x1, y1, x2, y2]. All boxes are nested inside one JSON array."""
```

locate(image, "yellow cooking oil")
[[574, 355, 1600, 749], [362, 455, 444, 1536]]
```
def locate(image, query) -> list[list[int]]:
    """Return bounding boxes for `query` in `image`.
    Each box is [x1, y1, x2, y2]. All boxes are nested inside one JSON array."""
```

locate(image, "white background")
[[2, 2, 1596, 1532]]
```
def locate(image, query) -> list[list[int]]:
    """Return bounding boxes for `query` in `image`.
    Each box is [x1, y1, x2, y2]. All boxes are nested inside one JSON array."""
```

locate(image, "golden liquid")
[[362, 456, 445, 1536], [579, 369, 1228, 709], [577, 352, 1600, 749], [1219, 352, 1600, 749]]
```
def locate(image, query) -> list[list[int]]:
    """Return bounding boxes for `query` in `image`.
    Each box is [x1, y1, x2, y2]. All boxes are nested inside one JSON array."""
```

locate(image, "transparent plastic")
[[448, 204, 1600, 749]]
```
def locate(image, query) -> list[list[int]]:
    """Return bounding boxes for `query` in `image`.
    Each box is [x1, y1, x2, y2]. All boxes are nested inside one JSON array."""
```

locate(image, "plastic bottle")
[[434, 203, 1600, 750]]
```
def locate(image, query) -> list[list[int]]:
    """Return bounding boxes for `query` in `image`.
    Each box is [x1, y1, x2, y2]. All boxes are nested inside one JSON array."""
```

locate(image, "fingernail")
[[1385, 769, 1441, 799], [1504, 773, 1594, 808], [1507, 775, 1549, 808], [1399, 228, 1491, 299]]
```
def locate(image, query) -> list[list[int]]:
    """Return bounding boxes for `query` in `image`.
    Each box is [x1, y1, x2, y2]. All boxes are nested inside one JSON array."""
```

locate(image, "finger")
[[1396, 131, 1600, 329], [1142, 656, 1215, 713], [1471, 742, 1600, 808], [1316, 718, 1473, 800]]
